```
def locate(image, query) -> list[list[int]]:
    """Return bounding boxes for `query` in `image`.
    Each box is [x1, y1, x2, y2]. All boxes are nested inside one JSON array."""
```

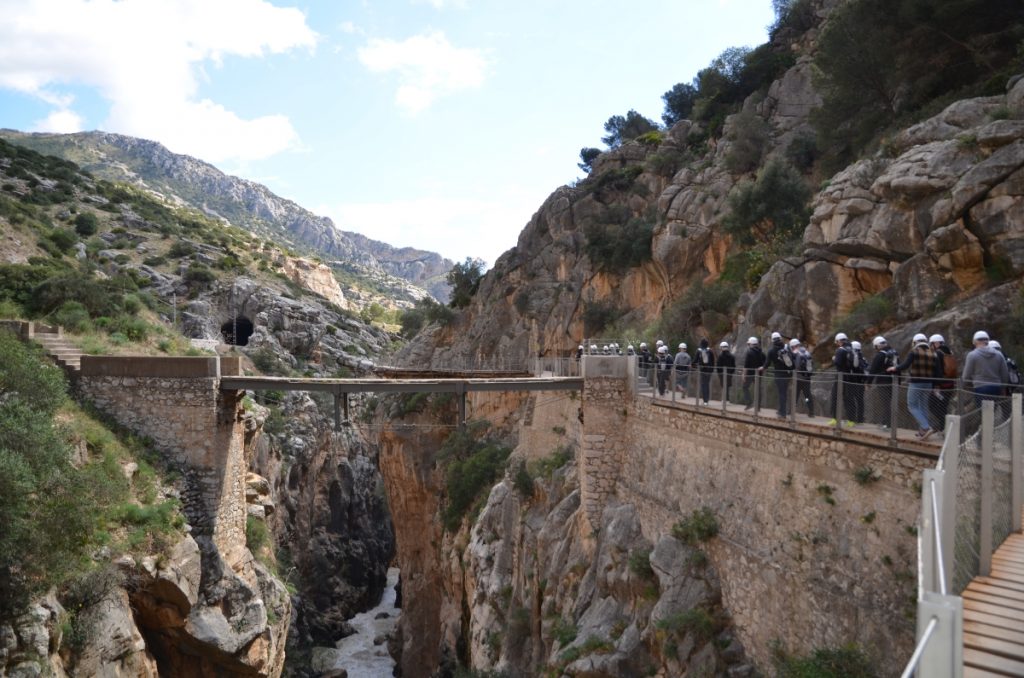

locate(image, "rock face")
[[278, 256, 349, 310], [0, 129, 450, 302]]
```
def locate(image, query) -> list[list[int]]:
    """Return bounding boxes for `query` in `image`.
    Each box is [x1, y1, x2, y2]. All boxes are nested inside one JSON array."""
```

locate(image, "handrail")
[[931, 478, 947, 597], [900, 617, 939, 678]]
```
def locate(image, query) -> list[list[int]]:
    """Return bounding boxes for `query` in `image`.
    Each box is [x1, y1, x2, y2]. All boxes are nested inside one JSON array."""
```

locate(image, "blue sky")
[[0, 0, 776, 265]]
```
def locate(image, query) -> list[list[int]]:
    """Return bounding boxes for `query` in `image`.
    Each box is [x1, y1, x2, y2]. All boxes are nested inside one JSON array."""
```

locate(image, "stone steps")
[[33, 334, 83, 374]]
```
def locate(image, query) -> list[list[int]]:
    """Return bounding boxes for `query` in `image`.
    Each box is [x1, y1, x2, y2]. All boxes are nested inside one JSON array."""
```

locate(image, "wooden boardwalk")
[[964, 515, 1024, 677]]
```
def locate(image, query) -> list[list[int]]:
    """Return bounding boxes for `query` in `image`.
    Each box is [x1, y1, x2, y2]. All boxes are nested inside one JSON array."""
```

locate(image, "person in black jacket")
[[695, 338, 716, 404], [655, 345, 673, 396], [848, 340, 868, 423], [638, 342, 653, 386], [868, 336, 899, 429], [742, 337, 765, 409], [830, 332, 856, 426], [790, 338, 815, 418], [765, 331, 795, 418], [717, 341, 736, 402], [929, 334, 954, 432]]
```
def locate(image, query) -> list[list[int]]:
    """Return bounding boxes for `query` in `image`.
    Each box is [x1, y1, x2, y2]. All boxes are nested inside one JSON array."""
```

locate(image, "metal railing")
[[901, 395, 1024, 677]]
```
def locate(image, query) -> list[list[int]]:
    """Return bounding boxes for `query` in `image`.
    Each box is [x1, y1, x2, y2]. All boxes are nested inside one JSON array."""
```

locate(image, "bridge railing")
[[901, 395, 1024, 677]]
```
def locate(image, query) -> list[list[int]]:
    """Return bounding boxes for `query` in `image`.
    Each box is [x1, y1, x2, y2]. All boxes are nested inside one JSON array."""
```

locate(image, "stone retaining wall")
[[579, 360, 932, 670]]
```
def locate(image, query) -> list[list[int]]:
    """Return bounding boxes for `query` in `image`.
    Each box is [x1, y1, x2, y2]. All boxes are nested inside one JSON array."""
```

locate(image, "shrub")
[[529, 445, 574, 479], [184, 264, 215, 285], [578, 147, 602, 173], [512, 461, 534, 498], [628, 547, 655, 580], [108, 315, 149, 342], [834, 294, 893, 337], [400, 297, 456, 338], [74, 212, 98, 237], [853, 466, 879, 485], [47, 228, 78, 253], [448, 258, 485, 308], [646, 147, 689, 177], [772, 642, 876, 678], [602, 110, 658, 148], [724, 159, 811, 246], [583, 212, 654, 274], [551, 617, 578, 646], [655, 608, 716, 640], [724, 110, 769, 173], [167, 241, 196, 258], [246, 516, 270, 553], [657, 279, 739, 340], [581, 299, 622, 336], [52, 301, 92, 333], [671, 507, 719, 545], [438, 421, 512, 531]]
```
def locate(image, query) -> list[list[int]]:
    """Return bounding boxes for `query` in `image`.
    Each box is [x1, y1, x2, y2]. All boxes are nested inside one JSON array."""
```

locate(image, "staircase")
[[33, 332, 83, 374]]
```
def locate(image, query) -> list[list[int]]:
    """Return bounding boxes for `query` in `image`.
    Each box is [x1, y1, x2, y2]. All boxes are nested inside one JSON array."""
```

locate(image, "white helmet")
[[789, 338, 800, 347], [578, 345, 584, 350], [771, 331, 782, 340], [627, 345, 634, 351], [991, 340, 1002, 350], [835, 332, 848, 342], [678, 343, 687, 350], [852, 341, 862, 350], [747, 337, 758, 345], [913, 333, 928, 344], [719, 341, 729, 349], [657, 345, 668, 354], [640, 342, 647, 349], [973, 330, 990, 342], [656, 340, 664, 347], [872, 336, 887, 348], [590, 344, 598, 351], [929, 334, 944, 344]]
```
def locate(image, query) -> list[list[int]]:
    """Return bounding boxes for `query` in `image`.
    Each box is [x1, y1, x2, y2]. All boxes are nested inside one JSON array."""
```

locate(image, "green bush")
[[246, 516, 270, 552], [581, 299, 623, 336], [583, 210, 654, 274], [773, 642, 876, 678], [51, 301, 92, 333], [646, 147, 689, 177], [671, 507, 719, 545], [74, 212, 98, 237], [399, 297, 456, 338], [439, 421, 512, 532], [657, 279, 739, 340], [724, 159, 811, 246], [628, 548, 655, 580], [184, 263, 215, 285], [448, 258, 485, 308], [551, 617, 578, 646], [108, 315, 149, 342], [724, 110, 769, 173], [834, 293, 893, 337], [529, 446, 574, 479], [512, 461, 534, 498], [168, 241, 196, 258], [655, 608, 716, 640]]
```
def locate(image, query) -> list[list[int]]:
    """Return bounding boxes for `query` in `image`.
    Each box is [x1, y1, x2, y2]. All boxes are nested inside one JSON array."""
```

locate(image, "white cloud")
[[0, 0, 317, 162], [323, 192, 536, 265], [357, 31, 488, 114], [339, 21, 361, 35], [31, 108, 83, 133], [413, 0, 468, 8]]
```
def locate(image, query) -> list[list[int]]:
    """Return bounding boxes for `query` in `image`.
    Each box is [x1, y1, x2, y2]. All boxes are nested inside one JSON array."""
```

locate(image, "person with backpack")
[[742, 337, 765, 410], [638, 342, 653, 386], [674, 342, 691, 396], [929, 334, 956, 432], [790, 338, 815, 418], [718, 341, 736, 403], [655, 345, 673, 396], [830, 332, 857, 427], [962, 331, 1009, 406], [888, 333, 940, 439], [766, 331, 795, 418], [695, 338, 716, 404], [868, 336, 899, 429], [848, 340, 868, 424]]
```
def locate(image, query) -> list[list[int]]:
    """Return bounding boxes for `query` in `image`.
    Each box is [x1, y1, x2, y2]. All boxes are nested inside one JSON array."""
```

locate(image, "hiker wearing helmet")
[[889, 333, 940, 440], [962, 330, 1008, 405], [929, 334, 955, 432], [991, 340, 1023, 393], [717, 341, 736, 402], [742, 337, 765, 409], [766, 331, 794, 418], [848, 340, 868, 424], [674, 343, 692, 396], [695, 338, 716, 404], [655, 345, 673, 396], [830, 332, 856, 427], [791, 338, 815, 418], [638, 342, 653, 384], [868, 336, 899, 429]]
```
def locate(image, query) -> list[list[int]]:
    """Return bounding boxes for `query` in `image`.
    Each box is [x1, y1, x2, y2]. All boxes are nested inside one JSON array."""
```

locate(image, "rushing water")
[[311, 567, 400, 677]]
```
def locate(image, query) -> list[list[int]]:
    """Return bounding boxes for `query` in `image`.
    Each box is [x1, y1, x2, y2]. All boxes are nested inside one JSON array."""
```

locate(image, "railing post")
[[890, 373, 900, 447], [693, 369, 699, 407], [670, 364, 676, 402], [835, 372, 844, 435], [721, 368, 728, 414], [921, 469, 940, 595], [980, 399, 994, 577], [789, 369, 797, 427], [1013, 393, 1023, 533], [942, 414, 960, 593], [915, 593, 963, 678]]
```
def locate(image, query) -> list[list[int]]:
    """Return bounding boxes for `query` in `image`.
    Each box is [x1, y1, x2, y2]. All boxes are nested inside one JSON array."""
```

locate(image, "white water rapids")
[[310, 567, 400, 677]]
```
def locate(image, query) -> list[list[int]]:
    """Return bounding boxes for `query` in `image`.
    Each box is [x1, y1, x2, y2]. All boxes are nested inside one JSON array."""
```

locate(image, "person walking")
[[655, 345, 672, 396], [888, 333, 940, 439], [695, 338, 716, 404], [638, 342, 652, 386], [848, 340, 868, 424], [830, 332, 856, 427], [929, 334, 955, 432], [718, 341, 736, 403], [766, 331, 794, 418], [962, 331, 1008, 406], [674, 342, 691, 396], [791, 338, 815, 417], [868, 336, 899, 429], [742, 337, 765, 410]]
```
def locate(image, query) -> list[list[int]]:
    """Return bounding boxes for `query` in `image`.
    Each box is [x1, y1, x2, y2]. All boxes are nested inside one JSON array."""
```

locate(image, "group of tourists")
[[578, 329, 1022, 441]]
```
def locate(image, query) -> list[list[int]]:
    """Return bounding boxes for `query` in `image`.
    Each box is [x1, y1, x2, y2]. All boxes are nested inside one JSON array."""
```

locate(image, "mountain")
[[0, 129, 454, 302]]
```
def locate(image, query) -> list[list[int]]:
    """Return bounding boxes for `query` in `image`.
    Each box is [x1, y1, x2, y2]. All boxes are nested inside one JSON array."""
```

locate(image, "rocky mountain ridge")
[[0, 129, 454, 302]]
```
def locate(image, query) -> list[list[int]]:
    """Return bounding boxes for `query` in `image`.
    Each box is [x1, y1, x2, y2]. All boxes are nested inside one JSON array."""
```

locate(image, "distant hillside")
[[0, 129, 453, 302]]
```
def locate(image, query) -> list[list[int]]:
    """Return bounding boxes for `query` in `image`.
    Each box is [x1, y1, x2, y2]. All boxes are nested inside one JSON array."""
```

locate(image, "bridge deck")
[[219, 375, 583, 394], [964, 514, 1024, 677]]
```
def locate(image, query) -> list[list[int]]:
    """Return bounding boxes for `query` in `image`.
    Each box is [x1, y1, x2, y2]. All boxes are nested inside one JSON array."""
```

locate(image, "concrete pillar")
[[579, 356, 632, 532]]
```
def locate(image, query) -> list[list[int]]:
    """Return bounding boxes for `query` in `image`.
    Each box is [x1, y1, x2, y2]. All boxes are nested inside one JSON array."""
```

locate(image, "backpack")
[[781, 348, 794, 369], [851, 349, 861, 370], [699, 348, 710, 365], [1008, 357, 1021, 386], [942, 352, 958, 379], [797, 349, 813, 373], [884, 349, 898, 369]]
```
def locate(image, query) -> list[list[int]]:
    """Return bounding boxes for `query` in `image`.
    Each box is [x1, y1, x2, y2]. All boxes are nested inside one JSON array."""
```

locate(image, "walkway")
[[964, 512, 1024, 677]]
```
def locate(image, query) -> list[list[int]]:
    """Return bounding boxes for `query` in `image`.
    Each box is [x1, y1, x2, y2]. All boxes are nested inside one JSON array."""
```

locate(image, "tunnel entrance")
[[221, 316, 254, 346]]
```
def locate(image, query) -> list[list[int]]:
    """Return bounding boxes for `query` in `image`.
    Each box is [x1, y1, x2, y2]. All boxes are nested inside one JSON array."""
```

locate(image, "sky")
[[0, 0, 776, 265]]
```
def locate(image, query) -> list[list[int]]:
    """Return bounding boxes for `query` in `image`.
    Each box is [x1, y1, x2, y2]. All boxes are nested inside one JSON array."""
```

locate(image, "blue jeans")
[[907, 382, 931, 430], [974, 383, 1003, 407]]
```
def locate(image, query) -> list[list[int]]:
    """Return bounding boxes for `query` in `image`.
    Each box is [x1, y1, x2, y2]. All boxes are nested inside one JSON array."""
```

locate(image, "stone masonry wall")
[[580, 357, 633, 531], [579, 364, 933, 671], [78, 357, 249, 567]]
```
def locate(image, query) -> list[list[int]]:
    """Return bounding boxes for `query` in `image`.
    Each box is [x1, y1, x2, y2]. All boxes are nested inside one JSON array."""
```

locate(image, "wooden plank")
[[966, 607, 1024, 632], [964, 598, 1024, 623], [964, 590, 1024, 613], [990, 568, 1024, 585], [965, 632, 1024, 662], [975, 576, 1024, 595], [990, 558, 1024, 574], [965, 667, 1011, 678], [964, 647, 1024, 675], [967, 582, 1024, 603], [965, 620, 1024, 646]]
